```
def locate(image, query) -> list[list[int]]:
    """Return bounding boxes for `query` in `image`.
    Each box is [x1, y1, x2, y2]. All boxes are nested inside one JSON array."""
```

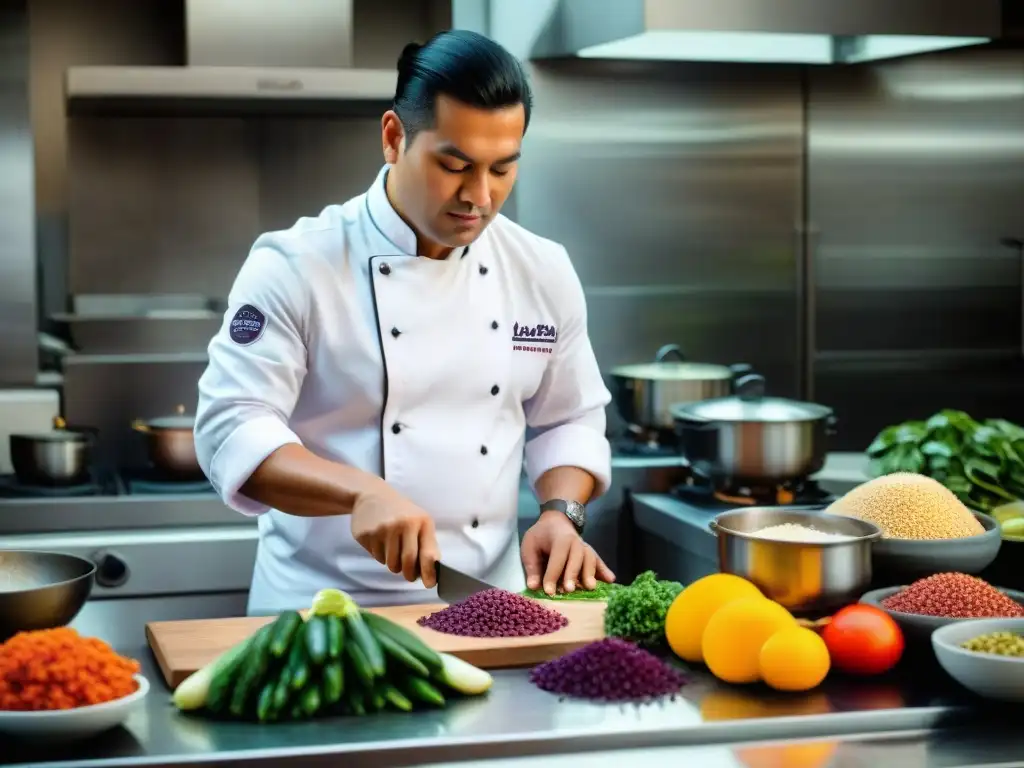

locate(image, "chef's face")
[[382, 94, 525, 255]]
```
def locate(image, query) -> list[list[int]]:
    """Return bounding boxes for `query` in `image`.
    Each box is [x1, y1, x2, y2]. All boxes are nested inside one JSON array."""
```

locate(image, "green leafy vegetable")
[[603, 570, 682, 647], [866, 409, 1024, 512], [520, 582, 624, 601]]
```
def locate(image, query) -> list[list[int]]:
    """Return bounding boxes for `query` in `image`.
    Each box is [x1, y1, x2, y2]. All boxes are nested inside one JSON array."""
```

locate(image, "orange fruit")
[[759, 626, 831, 692], [702, 597, 795, 684], [664, 573, 763, 663]]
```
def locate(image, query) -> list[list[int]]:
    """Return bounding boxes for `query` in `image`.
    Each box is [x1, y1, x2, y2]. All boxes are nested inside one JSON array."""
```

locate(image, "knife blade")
[[436, 561, 494, 604]]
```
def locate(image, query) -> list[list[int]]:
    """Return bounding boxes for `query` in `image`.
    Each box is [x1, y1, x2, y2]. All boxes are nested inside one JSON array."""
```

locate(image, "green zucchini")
[[304, 615, 329, 666], [299, 685, 321, 718], [256, 680, 277, 722], [345, 611, 385, 676], [229, 623, 274, 717], [361, 611, 442, 674], [326, 614, 344, 660], [322, 661, 344, 705], [402, 675, 446, 708], [373, 630, 429, 677], [344, 637, 375, 689], [269, 611, 303, 658], [381, 682, 413, 712], [200, 635, 253, 714]]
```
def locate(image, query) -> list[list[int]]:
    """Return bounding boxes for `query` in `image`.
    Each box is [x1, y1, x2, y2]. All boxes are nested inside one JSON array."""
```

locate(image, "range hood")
[[66, 0, 397, 115], [541, 0, 1008, 65]]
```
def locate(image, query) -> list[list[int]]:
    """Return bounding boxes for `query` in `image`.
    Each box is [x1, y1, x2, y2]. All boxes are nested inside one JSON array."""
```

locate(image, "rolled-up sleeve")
[[195, 236, 309, 515], [522, 248, 612, 499]]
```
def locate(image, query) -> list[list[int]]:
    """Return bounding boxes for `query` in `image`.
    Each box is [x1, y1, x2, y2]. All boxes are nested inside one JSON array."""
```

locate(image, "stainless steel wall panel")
[[0, 1, 39, 385], [515, 59, 804, 400], [807, 46, 1024, 449], [68, 117, 261, 297]]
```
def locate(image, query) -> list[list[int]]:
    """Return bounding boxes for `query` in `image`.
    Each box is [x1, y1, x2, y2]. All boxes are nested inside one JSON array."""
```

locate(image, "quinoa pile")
[[881, 572, 1024, 619], [418, 588, 569, 638], [530, 637, 686, 702]]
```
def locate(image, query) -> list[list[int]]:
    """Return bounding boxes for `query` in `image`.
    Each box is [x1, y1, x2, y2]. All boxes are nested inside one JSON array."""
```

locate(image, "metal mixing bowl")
[[710, 507, 882, 615], [0, 551, 95, 641]]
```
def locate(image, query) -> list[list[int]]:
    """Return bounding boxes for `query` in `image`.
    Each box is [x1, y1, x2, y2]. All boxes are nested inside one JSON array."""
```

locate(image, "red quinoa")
[[418, 588, 569, 637], [530, 637, 686, 702], [881, 572, 1024, 619]]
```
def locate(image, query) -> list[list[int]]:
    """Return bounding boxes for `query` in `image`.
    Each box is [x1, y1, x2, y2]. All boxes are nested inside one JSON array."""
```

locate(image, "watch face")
[[566, 501, 586, 528]]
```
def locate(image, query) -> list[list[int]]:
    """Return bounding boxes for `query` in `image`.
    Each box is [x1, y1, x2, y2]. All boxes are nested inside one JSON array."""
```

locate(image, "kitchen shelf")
[[65, 66, 397, 118], [62, 352, 209, 366]]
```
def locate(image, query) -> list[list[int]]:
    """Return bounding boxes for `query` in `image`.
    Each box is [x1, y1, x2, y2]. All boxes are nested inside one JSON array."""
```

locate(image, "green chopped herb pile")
[[866, 409, 1024, 513], [603, 570, 682, 647], [520, 581, 624, 601]]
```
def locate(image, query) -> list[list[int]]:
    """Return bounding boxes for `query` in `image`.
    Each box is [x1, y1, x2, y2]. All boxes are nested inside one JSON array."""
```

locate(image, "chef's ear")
[[381, 110, 405, 164]]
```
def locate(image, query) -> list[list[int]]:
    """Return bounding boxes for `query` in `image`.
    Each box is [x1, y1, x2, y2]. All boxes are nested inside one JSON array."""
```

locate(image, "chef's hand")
[[521, 510, 615, 596], [350, 487, 440, 588]]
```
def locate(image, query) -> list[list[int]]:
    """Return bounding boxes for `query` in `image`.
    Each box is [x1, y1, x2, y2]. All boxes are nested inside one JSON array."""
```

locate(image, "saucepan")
[[9, 417, 96, 486], [132, 405, 203, 479], [709, 507, 881, 614], [609, 344, 754, 432], [671, 374, 837, 485], [0, 550, 96, 641]]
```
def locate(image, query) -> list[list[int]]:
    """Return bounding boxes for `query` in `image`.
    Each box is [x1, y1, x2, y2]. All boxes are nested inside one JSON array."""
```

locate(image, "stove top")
[[610, 432, 679, 459], [0, 467, 214, 499], [671, 476, 836, 511]]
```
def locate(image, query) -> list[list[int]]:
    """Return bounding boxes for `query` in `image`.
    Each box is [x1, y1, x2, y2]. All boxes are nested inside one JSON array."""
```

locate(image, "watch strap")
[[540, 498, 585, 533]]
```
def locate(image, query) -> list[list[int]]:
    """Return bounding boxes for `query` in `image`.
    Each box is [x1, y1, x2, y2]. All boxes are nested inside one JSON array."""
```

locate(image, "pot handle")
[[131, 419, 150, 434], [708, 520, 719, 537], [654, 344, 685, 363], [728, 363, 753, 380], [735, 373, 767, 401]]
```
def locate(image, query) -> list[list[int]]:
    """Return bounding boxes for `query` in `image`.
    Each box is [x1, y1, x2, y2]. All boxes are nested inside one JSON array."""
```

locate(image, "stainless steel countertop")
[[4, 642, 990, 768]]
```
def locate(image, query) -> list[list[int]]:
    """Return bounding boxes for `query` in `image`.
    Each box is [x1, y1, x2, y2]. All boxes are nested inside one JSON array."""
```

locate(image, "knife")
[[436, 561, 495, 604]]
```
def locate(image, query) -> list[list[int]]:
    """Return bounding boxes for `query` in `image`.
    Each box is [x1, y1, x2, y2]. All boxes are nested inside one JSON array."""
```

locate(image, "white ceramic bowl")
[[0, 674, 148, 741], [932, 619, 1024, 702]]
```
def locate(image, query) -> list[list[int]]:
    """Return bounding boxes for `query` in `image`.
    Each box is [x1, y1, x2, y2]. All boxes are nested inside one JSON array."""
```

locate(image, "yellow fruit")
[[665, 573, 763, 663], [702, 597, 795, 684], [759, 626, 831, 692]]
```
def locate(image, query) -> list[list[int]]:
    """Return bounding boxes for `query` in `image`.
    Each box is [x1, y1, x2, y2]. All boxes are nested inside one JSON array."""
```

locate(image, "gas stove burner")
[[122, 467, 213, 496], [672, 475, 835, 509], [0, 473, 106, 499], [611, 427, 679, 458]]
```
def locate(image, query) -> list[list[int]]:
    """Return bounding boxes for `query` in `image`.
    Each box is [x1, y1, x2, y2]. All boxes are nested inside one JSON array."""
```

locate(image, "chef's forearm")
[[534, 465, 596, 506], [240, 443, 387, 517]]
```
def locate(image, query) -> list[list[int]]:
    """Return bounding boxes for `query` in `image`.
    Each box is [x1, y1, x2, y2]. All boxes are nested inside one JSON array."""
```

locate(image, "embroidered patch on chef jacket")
[[512, 321, 557, 354], [229, 304, 267, 345]]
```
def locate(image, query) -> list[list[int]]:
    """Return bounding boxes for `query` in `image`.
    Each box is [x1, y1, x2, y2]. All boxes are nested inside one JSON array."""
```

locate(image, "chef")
[[194, 29, 614, 615]]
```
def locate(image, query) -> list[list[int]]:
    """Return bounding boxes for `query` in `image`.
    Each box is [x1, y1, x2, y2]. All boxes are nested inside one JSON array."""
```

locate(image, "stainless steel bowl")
[[0, 551, 96, 641], [710, 507, 882, 615]]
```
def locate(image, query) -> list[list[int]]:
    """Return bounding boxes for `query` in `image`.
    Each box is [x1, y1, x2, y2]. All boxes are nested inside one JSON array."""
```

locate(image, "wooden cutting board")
[[146, 600, 607, 689]]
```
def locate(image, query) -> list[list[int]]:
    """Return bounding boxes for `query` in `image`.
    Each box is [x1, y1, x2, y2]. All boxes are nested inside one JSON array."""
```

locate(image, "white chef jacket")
[[194, 164, 612, 614]]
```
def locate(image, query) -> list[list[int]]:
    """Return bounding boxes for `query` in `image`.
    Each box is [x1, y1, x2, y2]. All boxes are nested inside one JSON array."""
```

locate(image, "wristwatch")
[[540, 498, 586, 534]]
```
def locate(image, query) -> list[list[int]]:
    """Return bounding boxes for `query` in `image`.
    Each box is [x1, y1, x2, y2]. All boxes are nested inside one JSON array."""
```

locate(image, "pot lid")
[[145, 404, 195, 429], [673, 374, 832, 423], [612, 361, 733, 381]]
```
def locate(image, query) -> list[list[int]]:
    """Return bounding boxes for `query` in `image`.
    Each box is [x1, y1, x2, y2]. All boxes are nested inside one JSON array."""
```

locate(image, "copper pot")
[[132, 405, 202, 479]]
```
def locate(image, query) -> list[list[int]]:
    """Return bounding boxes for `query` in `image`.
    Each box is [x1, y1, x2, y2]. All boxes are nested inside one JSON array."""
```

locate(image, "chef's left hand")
[[521, 510, 615, 596]]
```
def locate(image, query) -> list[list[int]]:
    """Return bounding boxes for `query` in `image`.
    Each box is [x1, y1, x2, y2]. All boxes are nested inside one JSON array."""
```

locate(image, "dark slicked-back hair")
[[393, 29, 533, 144]]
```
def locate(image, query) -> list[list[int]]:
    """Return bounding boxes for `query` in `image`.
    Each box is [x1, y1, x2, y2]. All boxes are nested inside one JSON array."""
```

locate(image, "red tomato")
[[822, 604, 904, 676]]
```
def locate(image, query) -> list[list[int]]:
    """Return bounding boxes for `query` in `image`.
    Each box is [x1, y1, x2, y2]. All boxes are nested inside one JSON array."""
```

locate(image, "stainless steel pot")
[[610, 344, 753, 431], [671, 374, 836, 485], [9, 417, 94, 486], [132, 405, 202, 478], [709, 507, 881, 614]]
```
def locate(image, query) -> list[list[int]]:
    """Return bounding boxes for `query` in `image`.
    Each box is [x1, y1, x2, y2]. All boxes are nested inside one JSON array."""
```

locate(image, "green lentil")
[[521, 582, 624, 601], [961, 631, 1024, 657]]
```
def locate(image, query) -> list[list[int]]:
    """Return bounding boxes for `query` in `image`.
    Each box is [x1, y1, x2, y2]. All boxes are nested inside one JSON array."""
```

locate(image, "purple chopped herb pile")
[[530, 637, 686, 702], [418, 588, 569, 637]]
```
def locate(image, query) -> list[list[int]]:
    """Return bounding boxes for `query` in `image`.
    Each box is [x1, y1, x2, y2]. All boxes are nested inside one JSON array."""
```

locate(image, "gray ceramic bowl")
[[932, 618, 1024, 702], [871, 511, 1001, 580], [859, 585, 1024, 643]]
